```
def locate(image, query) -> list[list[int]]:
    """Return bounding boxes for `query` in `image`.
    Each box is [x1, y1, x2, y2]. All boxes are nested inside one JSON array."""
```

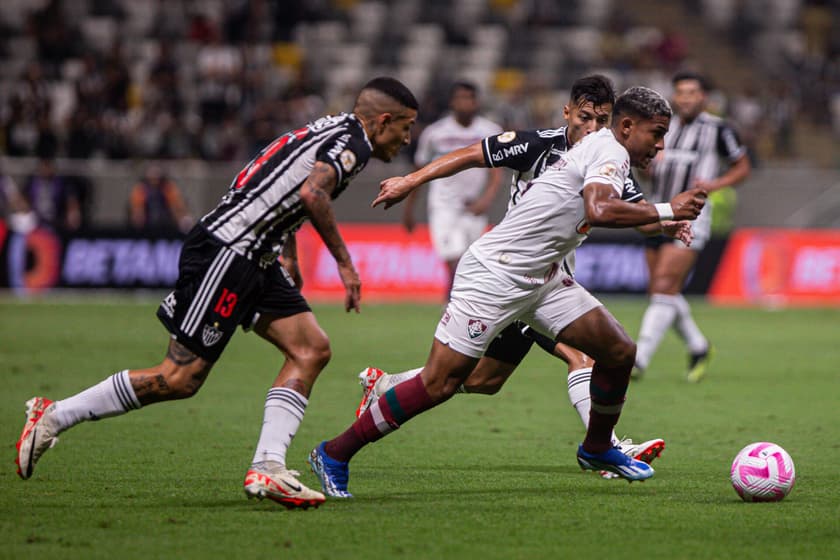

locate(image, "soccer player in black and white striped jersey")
[[15, 77, 419, 509], [633, 72, 751, 382]]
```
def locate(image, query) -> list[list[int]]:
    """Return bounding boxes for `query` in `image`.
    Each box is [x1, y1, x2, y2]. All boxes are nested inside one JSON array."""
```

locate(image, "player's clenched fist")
[[668, 187, 707, 220]]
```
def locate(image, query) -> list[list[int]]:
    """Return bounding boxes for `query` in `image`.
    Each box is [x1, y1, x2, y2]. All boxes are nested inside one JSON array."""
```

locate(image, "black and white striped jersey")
[[650, 111, 746, 202], [482, 127, 570, 208], [200, 113, 372, 261], [481, 127, 644, 208]]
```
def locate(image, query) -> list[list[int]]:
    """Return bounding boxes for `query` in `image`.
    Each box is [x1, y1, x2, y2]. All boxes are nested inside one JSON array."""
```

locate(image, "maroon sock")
[[324, 374, 434, 462], [583, 363, 630, 453]]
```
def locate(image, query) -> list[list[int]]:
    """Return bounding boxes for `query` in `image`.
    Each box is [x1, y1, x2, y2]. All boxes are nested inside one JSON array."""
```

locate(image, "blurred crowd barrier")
[[6, 219, 839, 307]]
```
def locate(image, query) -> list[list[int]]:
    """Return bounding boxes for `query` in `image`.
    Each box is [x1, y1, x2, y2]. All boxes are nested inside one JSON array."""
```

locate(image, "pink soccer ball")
[[730, 442, 796, 502]]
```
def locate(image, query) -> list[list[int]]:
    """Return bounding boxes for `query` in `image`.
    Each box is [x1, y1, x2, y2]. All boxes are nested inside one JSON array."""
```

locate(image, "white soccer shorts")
[[428, 208, 488, 261], [434, 251, 603, 358]]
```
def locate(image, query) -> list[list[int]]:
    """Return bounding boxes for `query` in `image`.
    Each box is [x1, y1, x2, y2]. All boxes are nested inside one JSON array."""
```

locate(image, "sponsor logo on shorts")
[[467, 319, 488, 339], [440, 310, 451, 326], [202, 322, 223, 347], [161, 292, 177, 318]]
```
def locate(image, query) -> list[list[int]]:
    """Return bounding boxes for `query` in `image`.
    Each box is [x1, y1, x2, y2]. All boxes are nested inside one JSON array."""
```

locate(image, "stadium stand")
[[0, 0, 838, 227]]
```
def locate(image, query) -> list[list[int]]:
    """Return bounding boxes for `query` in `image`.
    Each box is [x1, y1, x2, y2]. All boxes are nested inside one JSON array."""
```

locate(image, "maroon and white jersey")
[[201, 113, 372, 261], [468, 128, 630, 287]]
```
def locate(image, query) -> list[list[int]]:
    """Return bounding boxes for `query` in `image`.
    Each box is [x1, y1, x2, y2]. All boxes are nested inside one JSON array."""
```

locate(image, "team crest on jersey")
[[496, 131, 516, 143], [599, 163, 617, 177], [339, 149, 356, 172], [202, 322, 223, 347], [467, 319, 488, 339]]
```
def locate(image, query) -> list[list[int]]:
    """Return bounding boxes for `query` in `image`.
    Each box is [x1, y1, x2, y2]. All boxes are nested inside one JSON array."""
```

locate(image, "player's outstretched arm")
[[300, 161, 361, 312], [584, 184, 707, 228], [373, 142, 486, 209]]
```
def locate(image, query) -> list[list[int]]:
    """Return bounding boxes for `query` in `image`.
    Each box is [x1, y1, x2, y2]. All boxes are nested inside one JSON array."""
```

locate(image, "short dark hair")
[[614, 86, 672, 120], [672, 71, 710, 92], [449, 80, 478, 99], [361, 77, 419, 110], [570, 74, 615, 108]]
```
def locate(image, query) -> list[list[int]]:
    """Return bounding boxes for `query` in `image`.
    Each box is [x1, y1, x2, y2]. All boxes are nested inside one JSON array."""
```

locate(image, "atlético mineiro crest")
[[202, 322, 223, 347], [467, 319, 488, 339]]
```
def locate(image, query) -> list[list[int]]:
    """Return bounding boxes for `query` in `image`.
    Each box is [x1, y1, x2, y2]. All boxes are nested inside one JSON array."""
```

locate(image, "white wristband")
[[654, 203, 674, 221]]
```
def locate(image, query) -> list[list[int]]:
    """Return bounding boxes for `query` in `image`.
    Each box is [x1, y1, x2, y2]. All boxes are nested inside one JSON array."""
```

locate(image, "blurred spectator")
[[129, 164, 193, 233], [729, 85, 765, 165], [65, 107, 100, 159], [27, 0, 81, 74], [653, 26, 687, 72], [21, 158, 81, 231], [0, 163, 40, 234], [768, 80, 797, 158]]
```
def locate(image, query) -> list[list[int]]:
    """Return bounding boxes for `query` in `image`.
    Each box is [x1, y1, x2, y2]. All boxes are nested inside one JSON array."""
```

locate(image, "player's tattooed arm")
[[299, 162, 347, 261], [300, 161, 361, 312]]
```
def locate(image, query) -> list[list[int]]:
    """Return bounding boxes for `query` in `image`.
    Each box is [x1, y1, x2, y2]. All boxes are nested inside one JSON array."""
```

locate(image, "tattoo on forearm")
[[302, 163, 350, 263], [167, 341, 199, 365]]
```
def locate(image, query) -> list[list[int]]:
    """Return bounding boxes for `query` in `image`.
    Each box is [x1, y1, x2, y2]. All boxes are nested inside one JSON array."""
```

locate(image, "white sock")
[[377, 367, 423, 393], [567, 367, 618, 446], [251, 387, 308, 466], [635, 294, 679, 371], [672, 295, 708, 354], [53, 370, 141, 432]]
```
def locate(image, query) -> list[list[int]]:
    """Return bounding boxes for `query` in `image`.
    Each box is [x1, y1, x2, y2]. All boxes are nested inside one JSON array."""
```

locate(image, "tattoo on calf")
[[282, 378, 310, 398], [131, 374, 170, 400]]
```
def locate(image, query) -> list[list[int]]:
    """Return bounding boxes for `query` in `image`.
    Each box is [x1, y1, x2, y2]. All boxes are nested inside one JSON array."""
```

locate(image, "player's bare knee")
[[288, 338, 332, 372], [612, 339, 636, 369], [165, 362, 209, 398], [131, 362, 210, 403], [464, 377, 504, 394], [593, 338, 635, 369], [650, 278, 681, 294]]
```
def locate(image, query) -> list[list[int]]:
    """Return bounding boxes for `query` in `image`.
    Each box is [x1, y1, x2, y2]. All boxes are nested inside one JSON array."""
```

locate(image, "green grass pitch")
[[2, 296, 839, 559]]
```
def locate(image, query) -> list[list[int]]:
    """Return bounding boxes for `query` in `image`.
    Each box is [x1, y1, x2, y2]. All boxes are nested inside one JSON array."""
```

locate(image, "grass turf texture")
[[2, 296, 839, 559]]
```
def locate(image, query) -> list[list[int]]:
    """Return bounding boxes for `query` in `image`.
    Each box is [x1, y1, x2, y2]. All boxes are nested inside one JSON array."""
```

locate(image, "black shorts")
[[483, 322, 535, 366], [156, 227, 310, 362], [643, 234, 671, 250]]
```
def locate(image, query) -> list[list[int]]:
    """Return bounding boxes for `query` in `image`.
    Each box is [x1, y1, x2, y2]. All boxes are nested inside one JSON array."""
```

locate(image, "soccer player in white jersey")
[[634, 72, 751, 382], [402, 81, 504, 299], [309, 87, 708, 496], [355, 76, 665, 475], [14, 77, 419, 509]]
